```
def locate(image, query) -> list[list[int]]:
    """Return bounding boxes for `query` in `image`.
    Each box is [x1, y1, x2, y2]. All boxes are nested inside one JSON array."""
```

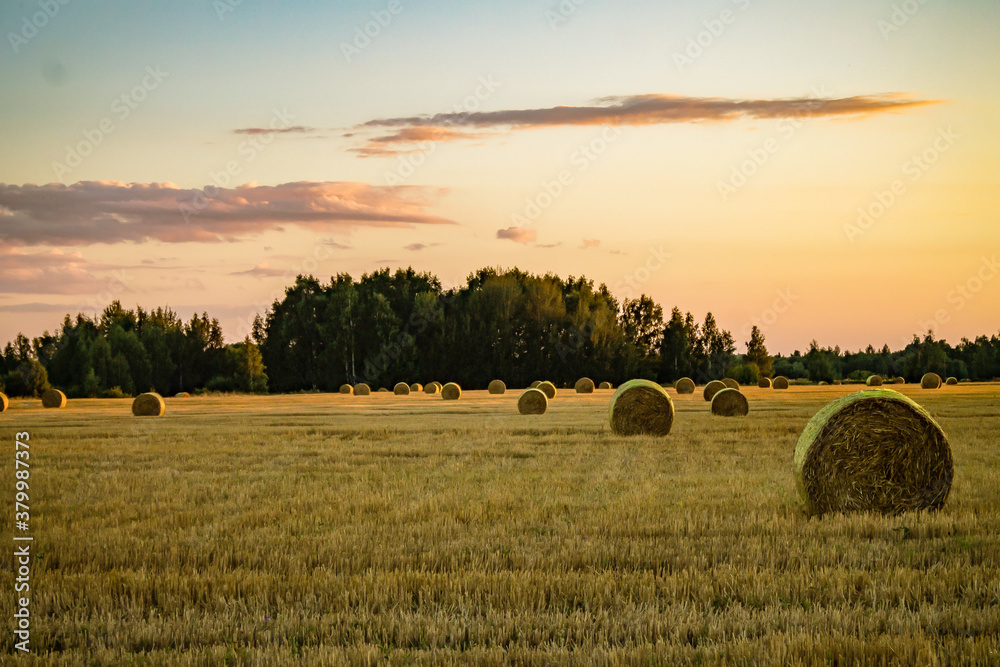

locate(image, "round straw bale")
[[339, 384, 353, 394], [794, 389, 953, 516], [703, 380, 727, 402], [518, 388, 548, 415], [945, 377, 958, 385], [772, 376, 789, 389], [441, 382, 461, 400], [574, 377, 595, 394], [674, 377, 695, 394], [41, 388, 66, 408], [377, 388, 389, 393], [488, 379, 506, 394], [174, 392, 191, 398], [711, 388, 749, 416], [818, 381, 828, 386], [537, 381, 556, 399], [921, 373, 942, 389], [393, 382, 410, 395], [722, 378, 740, 390], [354, 383, 371, 396], [530, 380, 542, 389], [895, 377, 906, 385], [758, 377, 772, 388], [0, 392, 8, 412], [866, 375, 883, 386], [409, 383, 423, 392], [423, 382, 440, 395], [132, 392, 165, 417], [598, 381, 612, 390], [608, 379, 675, 436]]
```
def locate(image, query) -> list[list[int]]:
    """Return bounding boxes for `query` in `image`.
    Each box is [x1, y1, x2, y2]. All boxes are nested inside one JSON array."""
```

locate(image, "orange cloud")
[[496, 227, 536, 244]]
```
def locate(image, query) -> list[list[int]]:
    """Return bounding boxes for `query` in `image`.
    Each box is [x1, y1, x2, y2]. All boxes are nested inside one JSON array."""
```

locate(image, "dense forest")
[[2, 267, 999, 398]]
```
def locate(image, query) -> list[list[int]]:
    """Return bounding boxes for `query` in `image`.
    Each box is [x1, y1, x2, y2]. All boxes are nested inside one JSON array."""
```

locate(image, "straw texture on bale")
[[794, 389, 953, 516], [517, 388, 548, 415], [674, 377, 695, 394], [703, 380, 727, 402], [722, 378, 740, 390], [945, 377, 958, 385], [132, 392, 166, 417], [608, 379, 675, 437], [393, 382, 410, 395], [409, 383, 423, 392], [41, 388, 66, 408], [772, 376, 789, 389], [711, 388, 749, 417], [758, 377, 772, 388], [0, 392, 8, 412], [354, 383, 371, 396], [866, 375, 883, 387], [441, 382, 461, 400], [537, 381, 557, 399], [339, 384, 353, 395], [921, 373, 942, 389], [530, 380, 542, 389], [574, 377, 595, 394], [598, 381, 612, 390], [423, 382, 441, 395], [488, 380, 506, 395]]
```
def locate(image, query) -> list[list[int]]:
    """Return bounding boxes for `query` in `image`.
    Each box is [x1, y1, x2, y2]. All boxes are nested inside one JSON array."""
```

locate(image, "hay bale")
[[674, 377, 695, 394], [131, 392, 165, 417], [409, 383, 423, 392], [423, 382, 440, 395], [488, 379, 506, 395], [818, 381, 828, 386], [608, 379, 675, 436], [530, 380, 542, 389], [41, 389, 66, 408], [339, 384, 353, 395], [354, 383, 371, 396], [711, 388, 749, 416], [722, 378, 740, 390], [772, 376, 789, 390], [598, 381, 613, 390], [518, 388, 548, 415], [537, 381, 556, 399], [758, 377, 772, 388], [0, 392, 8, 413], [574, 377, 595, 394], [377, 388, 389, 393], [921, 373, 942, 389], [866, 375, 883, 387], [393, 382, 410, 395], [441, 382, 461, 400], [703, 380, 727, 402], [895, 377, 906, 385], [945, 377, 958, 386], [793, 389, 953, 516], [174, 392, 191, 398]]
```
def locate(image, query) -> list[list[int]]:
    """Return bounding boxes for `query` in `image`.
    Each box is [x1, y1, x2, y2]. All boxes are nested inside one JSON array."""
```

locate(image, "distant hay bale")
[[174, 392, 191, 398], [530, 380, 542, 389], [41, 389, 66, 409], [339, 384, 353, 395], [772, 376, 789, 390], [0, 392, 8, 412], [674, 377, 695, 394], [703, 380, 727, 402], [354, 383, 371, 396], [598, 381, 613, 390], [377, 388, 389, 393], [818, 381, 828, 386], [574, 377, 595, 394], [517, 388, 548, 415], [441, 382, 462, 400], [409, 383, 423, 392], [895, 377, 906, 385], [608, 379, 675, 437], [794, 389, 953, 516], [758, 377, 772, 388], [423, 382, 441, 395], [866, 375, 883, 387], [945, 377, 958, 385], [393, 382, 410, 395], [537, 381, 556, 399], [488, 379, 506, 395], [722, 378, 740, 390], [711, 388, 749, 417], [131, 392, 165, 417], [921, 373, 942, 389]]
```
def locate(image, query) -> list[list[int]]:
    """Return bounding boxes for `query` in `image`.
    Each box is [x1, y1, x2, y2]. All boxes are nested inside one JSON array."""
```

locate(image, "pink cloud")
[[496, 227, 537, 244]]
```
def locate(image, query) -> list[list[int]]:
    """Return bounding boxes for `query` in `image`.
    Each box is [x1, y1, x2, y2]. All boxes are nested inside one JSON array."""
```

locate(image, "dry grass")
[[1, 384, 998, 664]]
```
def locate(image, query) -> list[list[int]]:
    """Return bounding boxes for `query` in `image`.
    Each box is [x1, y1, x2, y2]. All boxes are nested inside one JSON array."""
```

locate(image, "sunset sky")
[[1, 0, 998, 354]]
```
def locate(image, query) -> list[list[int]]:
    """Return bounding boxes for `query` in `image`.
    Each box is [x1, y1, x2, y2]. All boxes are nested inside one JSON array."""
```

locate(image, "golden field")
[[1, 384, 998, 665]]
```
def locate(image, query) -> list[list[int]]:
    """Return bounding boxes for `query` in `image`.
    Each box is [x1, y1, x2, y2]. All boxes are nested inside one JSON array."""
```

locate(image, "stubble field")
[[1, 384, 998, 665]]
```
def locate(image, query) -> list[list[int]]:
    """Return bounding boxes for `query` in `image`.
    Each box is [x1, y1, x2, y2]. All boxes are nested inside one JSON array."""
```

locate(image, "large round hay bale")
[[530, 380, 542, 389], [537, 381, 556, 399], [674, 377, 695, 394], [574, 377, 595, 394], [866, 375, 883, 387], [339, 384, 353, 395], [131, 392, 165, 417], [794, 389, 953, 516], [758, 377, 772, 388], [424, 382, 441, 395], [711, 388, 749, 416], [598, 381, 612, 390], [441, 382, 461, 400], [409, 383, 423, 392], [354, 383, 371, 396], [0, 392, 8, 412], [41, 389, 66, 409], [921, 373, 942, 389], [703, 380, 727, 402], [722, 378, 740, 390], [772, 376, 789, 390], [608, 379, 675, 437], [488, 379, 506, 395], [393, 382, 410, 395], [945, 377, 958, 386], [517, 388, 548, 415]]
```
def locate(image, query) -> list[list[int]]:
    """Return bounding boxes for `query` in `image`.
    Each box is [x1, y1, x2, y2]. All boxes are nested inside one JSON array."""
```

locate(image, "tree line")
[[1, 266, 998, 398]]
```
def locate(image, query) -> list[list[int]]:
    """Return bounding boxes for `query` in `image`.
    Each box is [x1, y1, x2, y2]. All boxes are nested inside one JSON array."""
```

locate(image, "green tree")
[[744, 325, 772, 377]]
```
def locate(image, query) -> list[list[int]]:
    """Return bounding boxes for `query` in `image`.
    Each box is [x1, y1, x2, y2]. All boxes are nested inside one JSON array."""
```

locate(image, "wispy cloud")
[[0, 246, 108, 295], [404, 242, 442, 251], [496, 226, 536, 244], [580, 238, 601, 249], [233, 125, 317, 135], [233, 261, 286, 277]]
